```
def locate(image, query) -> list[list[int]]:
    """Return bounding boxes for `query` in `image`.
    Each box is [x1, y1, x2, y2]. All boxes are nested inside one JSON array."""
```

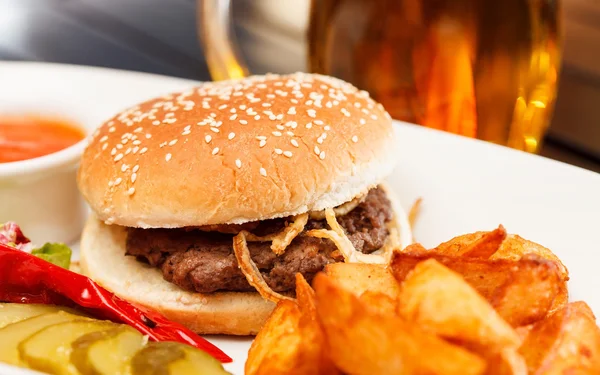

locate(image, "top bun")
[[78, 73, 397, 228]]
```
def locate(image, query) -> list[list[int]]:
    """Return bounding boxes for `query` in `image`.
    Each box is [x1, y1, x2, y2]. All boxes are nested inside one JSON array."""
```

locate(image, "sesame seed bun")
[[78, 182, 411, 335], [77, 73, 397, 228]]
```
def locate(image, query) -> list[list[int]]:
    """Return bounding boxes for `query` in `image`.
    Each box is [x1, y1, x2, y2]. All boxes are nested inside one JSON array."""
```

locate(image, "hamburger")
[[77, 72, 412, 335]]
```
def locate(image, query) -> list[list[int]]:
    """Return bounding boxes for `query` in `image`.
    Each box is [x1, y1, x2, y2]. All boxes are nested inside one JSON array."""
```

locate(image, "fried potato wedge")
[[397, 259, 520, 352], [313, 273, 486, 375], [519, 301, 600, 374], [359, 291, 397, 316], [435, 226, 507, 258], [323, 263, 399, 299], [489, 254, 562, 326], [391, 251, 562, 326], [485, 349, 527, 375], [492, 235, 568, 281], [295, 274, 340, 375], [245, 300, 303, 375]]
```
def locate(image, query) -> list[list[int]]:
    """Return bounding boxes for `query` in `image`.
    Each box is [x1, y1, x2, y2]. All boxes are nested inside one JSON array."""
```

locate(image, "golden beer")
[[308, 0, 562, 153]]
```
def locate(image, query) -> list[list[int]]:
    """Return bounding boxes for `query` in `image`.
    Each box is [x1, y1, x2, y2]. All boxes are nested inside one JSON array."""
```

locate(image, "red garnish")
[[0, 243, 231, 363]]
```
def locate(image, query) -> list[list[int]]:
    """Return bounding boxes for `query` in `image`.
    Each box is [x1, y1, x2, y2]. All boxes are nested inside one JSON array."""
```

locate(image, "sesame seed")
[[360, 118, 366, 125], [288, 107, 296, 115], [287, 131, 294, 136], [133, 165, 140, 173], [314, 146, 320, 155], [228, 132, 236, 140], [259, 140, 267, 148], [260, 167, 267, 177], [341, 108, 351, 117], [115, 177, 122, 185], [169, 139, 178, 146], [125, 148, 132, 155], [269, 115, 277, 121], [205, 135, 212, 143], [182, 130, 191, 136], [352, 135, 359, 143], [218, 104, 228, 110], [102, 143, 108, 150], [283, 151, 293, 158], [146, 133, 152, 139], [100, 135, 108, 143], [354, 102, 362, 108], [133, 140, 142, 145], [152, 120, 160, 125], [307, 109, 316, 118], [326, 101, 333, 108], [266, 94, 275, 99], [210, 113, 217, 118], [121, 164, 129, 172], [256, 136, 267, 140], [291, 99, 299, 104], [305, 100, 313, 106], [210, 127, 220, 133], [319, 151, 326, 160], [230, 108, 236, 113], [276, 114, 283, 120], [240, 119, 248, 125], [272, 131, 282, 137], [235, 159, 242, 168], [212, 147, 219, 155], [109, 126, 116, 133], [114, 153, 123, 162], [324, 125, 331, 131], [371, 114, 378, 120], [306, 122, 313, 129], [140, 147, 148, 154], [262, 103, 271, 107], [230, 114, 238, 120], [314, 120, 324, 125], [254, 115, 260, 120], [165, 153, 172, 161], [275, 148, 283, 155], [317, 138, 323, 144], [239, 104, 247, 110], [127, 187, 135, 195], [276, 125, 285, 130], [131, 173, 137, 183], [291, 139, 299, 147]]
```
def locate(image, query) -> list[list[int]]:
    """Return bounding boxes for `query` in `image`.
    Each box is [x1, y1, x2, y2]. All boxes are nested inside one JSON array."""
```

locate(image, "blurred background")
[[0, 0, 598, 172]]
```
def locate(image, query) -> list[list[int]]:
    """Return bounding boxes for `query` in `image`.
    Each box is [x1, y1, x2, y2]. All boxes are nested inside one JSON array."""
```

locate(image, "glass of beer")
[[200, 0, 562, 153]]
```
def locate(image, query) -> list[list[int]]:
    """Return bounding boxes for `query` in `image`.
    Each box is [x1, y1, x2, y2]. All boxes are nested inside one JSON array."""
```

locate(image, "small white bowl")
[[0, 117, 90, 246]]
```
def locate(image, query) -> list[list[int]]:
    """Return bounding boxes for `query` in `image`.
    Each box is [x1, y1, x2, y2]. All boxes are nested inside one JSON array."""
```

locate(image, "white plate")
[[1, 61, 600, 375]]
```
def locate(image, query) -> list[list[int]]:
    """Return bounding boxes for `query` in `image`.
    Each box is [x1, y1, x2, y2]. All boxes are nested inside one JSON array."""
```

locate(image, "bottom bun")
[[79, 183, 412, 336], [79, 217, 275, 335]]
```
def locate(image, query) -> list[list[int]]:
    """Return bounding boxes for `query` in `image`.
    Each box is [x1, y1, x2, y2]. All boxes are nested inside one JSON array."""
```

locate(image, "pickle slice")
[[0, 303, 83, 329], [131, 342, 230, 375], [71, 326, 145, 375], [0, 311, 82, 366], [19, 320, 115, 375]]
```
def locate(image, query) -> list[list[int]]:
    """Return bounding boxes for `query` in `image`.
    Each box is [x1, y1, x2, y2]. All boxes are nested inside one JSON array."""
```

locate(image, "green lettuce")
[[32, 243, 72, 269]]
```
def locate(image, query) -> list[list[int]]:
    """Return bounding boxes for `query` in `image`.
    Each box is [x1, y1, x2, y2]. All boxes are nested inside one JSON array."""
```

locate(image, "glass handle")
[[199, 0, 249, 81]]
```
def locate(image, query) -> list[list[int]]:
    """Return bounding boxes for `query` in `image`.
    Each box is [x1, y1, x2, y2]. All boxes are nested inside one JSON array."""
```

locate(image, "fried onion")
[[243, 214, 309, 255], [309, 194, 366, 220], [232, 231, 294, 303]]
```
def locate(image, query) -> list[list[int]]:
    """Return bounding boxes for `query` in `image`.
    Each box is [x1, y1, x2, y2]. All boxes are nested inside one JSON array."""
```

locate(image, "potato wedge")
[[397, 259, 520, 352], [323, 263, 399, 299], [245, 300, 303, 375], [391, 250, 562, 324], [519, 301, 600, 374], [295, 274, 339, 375], [435, 226, 507, 258], [489, 254, 562, 326], [313, 273, 486, 375], [359, 291, 397, 316], [485, 349, 527, 375], [492, 235, 568, 281]]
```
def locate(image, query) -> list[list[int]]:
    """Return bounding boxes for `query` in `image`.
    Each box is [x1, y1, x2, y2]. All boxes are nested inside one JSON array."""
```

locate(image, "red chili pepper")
[[0, 243, 231, 363]]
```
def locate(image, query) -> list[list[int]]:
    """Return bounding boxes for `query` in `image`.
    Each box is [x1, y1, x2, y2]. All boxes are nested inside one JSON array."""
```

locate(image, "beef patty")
[[126, 187, 393, 293]]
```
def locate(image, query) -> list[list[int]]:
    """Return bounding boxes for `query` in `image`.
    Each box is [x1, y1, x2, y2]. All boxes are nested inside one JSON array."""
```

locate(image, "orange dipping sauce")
[[0, 116, 85, 163]]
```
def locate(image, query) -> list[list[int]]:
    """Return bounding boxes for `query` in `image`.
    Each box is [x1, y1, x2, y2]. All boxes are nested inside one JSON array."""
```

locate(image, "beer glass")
[[200, 0, 562, 153]]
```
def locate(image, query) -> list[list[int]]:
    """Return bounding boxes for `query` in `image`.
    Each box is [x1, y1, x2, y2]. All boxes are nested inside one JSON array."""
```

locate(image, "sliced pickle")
[[0, 303, 62, 329], [19, 320, 115, 375], [131, 342, 230, 375], [0, 311, 82, 366], [0, 303, 84, 329], [71, 326, 145, 375]]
